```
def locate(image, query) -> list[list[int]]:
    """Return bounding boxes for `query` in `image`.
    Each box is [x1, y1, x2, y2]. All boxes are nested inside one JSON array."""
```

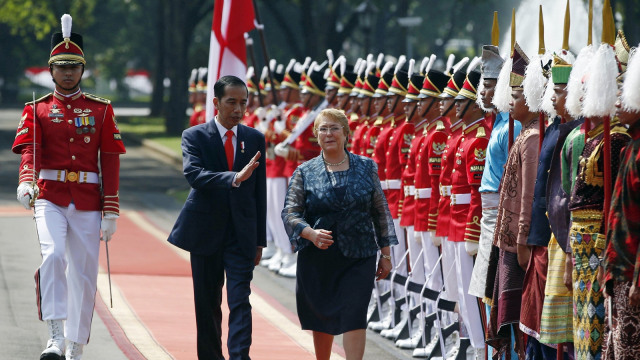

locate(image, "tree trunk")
[[165, 0, 190, 135], [150, 0, 166, 117]]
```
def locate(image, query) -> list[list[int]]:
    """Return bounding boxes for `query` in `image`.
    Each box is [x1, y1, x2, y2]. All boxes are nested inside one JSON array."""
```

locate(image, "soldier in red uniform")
[[391, 60, 429, 345], [13, 15, 125, 360], [261, 61, 305, 277], [362, 61, 393, 161], [449, 58, 488, 358], [189, 68, 207, 127], [351, 61, 378, 157], [406, 62, 452, 353], [242, 66, 261, 128], [434, 61, 469, 310]]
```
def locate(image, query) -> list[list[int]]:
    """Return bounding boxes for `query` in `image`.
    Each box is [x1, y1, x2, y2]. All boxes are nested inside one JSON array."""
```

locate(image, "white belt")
[[416, 188, 432, 199], [39, 169, 99, 184], [450, 193, 471, 205], [404, 185, 416, 197], [386, 179, 402, 190], [440, 185, 452, 197], [380, 181, 388, 190]]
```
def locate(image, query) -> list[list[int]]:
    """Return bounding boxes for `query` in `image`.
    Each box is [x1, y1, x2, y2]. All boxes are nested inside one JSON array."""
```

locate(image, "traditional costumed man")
[[449, 56, 489, 360], [13, 14, 126, 360], [486, 42, 541, 359], [567, 2, 631, 357], [468, 16, 522, 338], [602, 33, 640, 360]]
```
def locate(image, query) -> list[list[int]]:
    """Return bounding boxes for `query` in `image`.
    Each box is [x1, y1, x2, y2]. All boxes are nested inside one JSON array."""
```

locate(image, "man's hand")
[[517, 244, 531, 271], [17, 182, 38, 209], [630, 283, 640, 306], [564, 253, 574, 292], [101, 213, 118, 242], [286, 148, 300, 162], [254, 247, 263, 266], [235, 151, 261, 184]]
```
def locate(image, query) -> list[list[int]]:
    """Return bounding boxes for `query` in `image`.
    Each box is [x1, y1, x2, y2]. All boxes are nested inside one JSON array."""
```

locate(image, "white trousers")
[[441, 238, 459, 302], [405, 226, 425, 285], [391, 218, 407, 277], [453, 241, 485, 349], [417, 231, 443, 293], [266, 177, 292, 254], [34, 199, 101, 344]]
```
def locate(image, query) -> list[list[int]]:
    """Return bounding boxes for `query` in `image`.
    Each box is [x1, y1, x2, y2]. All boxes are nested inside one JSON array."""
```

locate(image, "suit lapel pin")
[[241, 141, 245, 153]]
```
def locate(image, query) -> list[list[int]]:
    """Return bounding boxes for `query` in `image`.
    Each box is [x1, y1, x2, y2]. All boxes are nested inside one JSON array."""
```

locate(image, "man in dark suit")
[[168, 75, 266, 360]]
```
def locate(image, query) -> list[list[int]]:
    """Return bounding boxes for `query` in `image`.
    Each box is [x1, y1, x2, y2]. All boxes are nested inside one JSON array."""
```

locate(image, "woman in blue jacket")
[[282, 108, 397, 360]]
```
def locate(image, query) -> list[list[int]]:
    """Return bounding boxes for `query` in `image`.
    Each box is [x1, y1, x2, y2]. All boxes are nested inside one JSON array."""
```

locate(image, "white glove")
[[273, 118, 286, 134], [255, 107, 266, 122], [415, 232, 423, 244], [265, 105, 282, 123], [431, 235, 442, 247], [17, 182, 38, 209], [465, 241, 479, 256], [274, 142, 290, 158], [101, 213, 119, 242], [257, 119, 270, 133]]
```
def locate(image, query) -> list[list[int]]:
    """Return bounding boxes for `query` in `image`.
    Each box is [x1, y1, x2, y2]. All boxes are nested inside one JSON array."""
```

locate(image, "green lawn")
[[117, 116, 182, 157]]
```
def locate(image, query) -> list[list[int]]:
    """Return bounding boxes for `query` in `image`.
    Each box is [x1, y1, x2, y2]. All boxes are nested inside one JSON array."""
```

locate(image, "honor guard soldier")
[[351, 60, 378, 157], [324, 50, 341, 109], [449, 57, 488, 359], [242, 66, 261, 128], [13, 14, 126, 360], [392, 59, 429, 345], [405, 57, 451, 352], [362, 61, 393, 161], [435, 57, 469, 308], [189, 67, 208, 127], [261, 60, 305, 277], [188, 68, 198, 109]]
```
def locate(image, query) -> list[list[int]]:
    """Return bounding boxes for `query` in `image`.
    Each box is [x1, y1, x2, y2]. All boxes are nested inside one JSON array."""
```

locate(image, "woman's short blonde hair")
[[313, 108, 350, 137]]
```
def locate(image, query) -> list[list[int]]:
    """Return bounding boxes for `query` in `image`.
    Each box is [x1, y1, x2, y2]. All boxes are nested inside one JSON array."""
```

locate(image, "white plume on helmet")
[[622, 48, 640, 111]]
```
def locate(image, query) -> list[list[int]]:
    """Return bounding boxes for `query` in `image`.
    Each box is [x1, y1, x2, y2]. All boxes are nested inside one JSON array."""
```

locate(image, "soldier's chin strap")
[[326, 91, 337, 107], [407, 104, 417, 123], [442, 99, 455, 118], [421, 98, 436, 118], [51, 65, 84, 92], [389, 95, 399, 114], [459, 99, 473, 120], [366, 98, 373, 117]]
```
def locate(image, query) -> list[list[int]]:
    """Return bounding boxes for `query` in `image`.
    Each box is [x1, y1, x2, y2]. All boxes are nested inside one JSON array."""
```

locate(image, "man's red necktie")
[[224, 130, 234, 170]]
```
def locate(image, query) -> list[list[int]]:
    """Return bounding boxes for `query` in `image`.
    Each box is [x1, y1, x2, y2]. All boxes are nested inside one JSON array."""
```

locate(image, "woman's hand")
[[309, 228, 334, 249], [376, 256, 392, 280]]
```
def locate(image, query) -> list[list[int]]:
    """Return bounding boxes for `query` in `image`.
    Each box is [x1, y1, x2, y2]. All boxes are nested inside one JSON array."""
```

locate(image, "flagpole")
[[251, 0, 280, 104], [245, 34, 264, 107]]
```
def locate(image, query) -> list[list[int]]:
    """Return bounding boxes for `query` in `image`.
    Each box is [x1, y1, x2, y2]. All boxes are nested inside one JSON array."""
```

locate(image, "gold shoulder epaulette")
[[373, 115, 383, 126], [83, 92, 111, 104], [24, 93, 52, 105], [436, 120, 445, 131], [476, 126, 486, 138]]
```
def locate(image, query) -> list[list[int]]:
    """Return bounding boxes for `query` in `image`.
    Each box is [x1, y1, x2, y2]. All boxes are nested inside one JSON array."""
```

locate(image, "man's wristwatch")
[[380, 254, 392, 261]]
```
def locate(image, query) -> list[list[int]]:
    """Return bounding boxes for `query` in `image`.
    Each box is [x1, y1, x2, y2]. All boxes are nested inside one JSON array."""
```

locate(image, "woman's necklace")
[[323, 152, 348, 167]]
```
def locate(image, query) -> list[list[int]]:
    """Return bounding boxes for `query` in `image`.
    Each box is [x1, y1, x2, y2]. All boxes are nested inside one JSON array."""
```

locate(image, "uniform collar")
[[53, 88, 82, 101]]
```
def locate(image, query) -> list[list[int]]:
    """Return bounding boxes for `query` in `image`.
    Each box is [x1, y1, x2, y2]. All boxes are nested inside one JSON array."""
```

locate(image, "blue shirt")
[[479, 112, 522, 193]]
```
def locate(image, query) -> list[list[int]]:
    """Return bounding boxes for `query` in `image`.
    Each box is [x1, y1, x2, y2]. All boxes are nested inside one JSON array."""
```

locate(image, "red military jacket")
[[372, 114, 395, 181], [243, 108, 260, 128], [400, 119, 429, 227], [383, 114, 408, 219], [416, 117, 451, 231], [189, 104, 206, 127], [448, 118, 489, 243], [435, 119, 464, 237], [284, 107, 321, 177], [266, 104, 303, 178], [351, 116, 371, 156], [12, 91, 126, 215]]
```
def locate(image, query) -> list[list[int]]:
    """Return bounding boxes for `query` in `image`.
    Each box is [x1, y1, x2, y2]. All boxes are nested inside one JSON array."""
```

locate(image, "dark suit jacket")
[[168, 120, 267, 258]]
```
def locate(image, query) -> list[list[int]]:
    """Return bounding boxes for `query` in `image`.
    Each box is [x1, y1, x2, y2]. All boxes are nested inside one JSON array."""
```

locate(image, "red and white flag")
[[206, 0, 255, 121]]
